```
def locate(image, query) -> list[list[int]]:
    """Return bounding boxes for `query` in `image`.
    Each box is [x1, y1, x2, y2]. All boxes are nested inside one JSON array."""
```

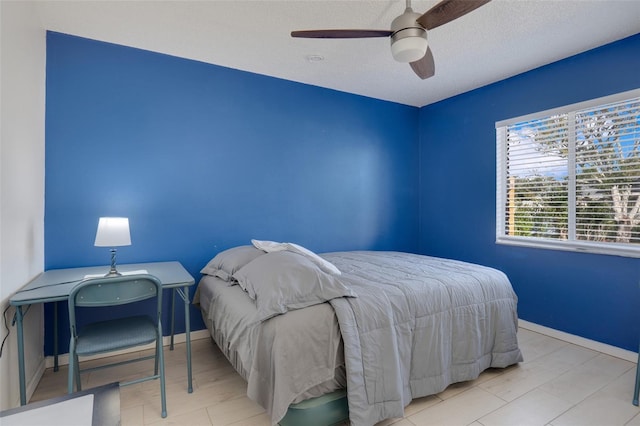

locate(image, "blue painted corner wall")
[[45, 30, 639, 355], [44, 32, 419, 354], [418, 34, 640, 351]]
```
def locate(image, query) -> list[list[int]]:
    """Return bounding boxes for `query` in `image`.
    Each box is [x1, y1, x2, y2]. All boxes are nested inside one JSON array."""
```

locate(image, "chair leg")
[[158, 330, 167, 418], [68, 338, 76, 394], [154, 339, 159, 376], [74, 353, 82, 391], [633, 347, 639, 406], [67, 353, 75, 394]]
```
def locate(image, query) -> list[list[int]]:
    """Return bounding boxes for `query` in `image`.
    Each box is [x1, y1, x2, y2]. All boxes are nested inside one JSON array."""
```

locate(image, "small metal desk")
[[9, 261, 195, 406]]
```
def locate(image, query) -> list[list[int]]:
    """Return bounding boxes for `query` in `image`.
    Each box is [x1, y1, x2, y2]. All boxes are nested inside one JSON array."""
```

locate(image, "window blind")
[[496, 89, 640, 258]]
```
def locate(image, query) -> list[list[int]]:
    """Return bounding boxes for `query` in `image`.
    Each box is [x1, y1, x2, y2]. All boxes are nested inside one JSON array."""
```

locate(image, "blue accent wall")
[[418, 34, 640, 351], [44, 32, 419, 354]]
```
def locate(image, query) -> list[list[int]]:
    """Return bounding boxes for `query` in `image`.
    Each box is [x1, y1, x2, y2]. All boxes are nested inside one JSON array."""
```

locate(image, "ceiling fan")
[[291, 0, 491, 80]]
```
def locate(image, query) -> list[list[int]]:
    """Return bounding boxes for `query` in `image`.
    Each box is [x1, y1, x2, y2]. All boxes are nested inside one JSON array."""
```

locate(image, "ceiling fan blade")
[[416, 0, 491, 30], [410, 46, 435, 80], [291, 29, 392, 39]]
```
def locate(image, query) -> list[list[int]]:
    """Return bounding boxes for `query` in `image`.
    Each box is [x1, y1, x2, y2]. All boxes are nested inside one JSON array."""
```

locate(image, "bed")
[[194, 244, 523, 426]]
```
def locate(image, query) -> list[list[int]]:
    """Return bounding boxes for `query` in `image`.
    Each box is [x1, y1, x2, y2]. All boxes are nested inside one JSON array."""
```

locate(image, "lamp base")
[[104, 248, 122, 278]]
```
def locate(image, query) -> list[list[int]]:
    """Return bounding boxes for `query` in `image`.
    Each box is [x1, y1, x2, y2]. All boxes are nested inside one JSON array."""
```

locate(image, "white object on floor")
[[2, 394, 94, 426]]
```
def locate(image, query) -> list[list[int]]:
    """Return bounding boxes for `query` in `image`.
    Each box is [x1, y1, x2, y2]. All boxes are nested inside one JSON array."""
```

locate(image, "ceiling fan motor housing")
[[390, 9, 428, 63]]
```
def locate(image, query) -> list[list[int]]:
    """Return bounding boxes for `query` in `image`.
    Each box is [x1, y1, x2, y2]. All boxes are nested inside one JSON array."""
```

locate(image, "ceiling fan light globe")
[[391, 35, 428, 63]]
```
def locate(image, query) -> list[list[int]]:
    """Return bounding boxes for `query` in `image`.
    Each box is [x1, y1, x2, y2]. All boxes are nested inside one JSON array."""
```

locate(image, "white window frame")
[[496, 89, 640, 258]]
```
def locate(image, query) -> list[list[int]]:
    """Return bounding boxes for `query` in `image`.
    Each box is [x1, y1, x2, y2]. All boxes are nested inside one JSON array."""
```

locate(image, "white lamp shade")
[[391, 36, 428, 63], [94, 217, 131, 247]]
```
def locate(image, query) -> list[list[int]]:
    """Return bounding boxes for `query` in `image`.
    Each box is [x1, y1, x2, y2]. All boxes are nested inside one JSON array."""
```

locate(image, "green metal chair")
[[67, 274, 167, 417]]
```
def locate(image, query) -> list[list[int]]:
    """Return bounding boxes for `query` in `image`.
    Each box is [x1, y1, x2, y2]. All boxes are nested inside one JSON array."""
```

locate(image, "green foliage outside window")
[[502, 96, 639, 248]]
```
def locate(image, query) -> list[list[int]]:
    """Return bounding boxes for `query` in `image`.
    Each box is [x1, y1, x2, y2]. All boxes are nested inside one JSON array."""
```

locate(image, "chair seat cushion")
[[76, 315, 158, 356]]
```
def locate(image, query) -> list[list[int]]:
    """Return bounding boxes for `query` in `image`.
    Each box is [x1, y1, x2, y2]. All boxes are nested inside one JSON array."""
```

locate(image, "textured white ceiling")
[[34, 0, 640, 107]]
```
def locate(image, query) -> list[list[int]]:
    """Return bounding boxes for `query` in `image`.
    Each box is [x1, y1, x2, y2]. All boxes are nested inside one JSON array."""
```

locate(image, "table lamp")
[[94, 217, 131, 277]]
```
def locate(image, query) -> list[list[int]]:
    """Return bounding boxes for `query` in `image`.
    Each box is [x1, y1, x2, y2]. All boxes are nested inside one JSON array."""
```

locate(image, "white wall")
[[0, 0, 46, 410]]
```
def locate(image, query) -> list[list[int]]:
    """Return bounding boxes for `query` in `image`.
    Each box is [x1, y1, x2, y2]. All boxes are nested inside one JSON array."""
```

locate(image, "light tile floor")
[[30, 328, 640, 425]]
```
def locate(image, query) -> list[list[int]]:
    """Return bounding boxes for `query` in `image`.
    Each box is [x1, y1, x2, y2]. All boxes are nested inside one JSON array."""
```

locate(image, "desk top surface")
[[10, 261, 195, 305]]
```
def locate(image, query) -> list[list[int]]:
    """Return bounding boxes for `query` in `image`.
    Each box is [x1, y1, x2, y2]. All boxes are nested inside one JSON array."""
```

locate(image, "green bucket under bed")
[[278, 389, 348, 426]]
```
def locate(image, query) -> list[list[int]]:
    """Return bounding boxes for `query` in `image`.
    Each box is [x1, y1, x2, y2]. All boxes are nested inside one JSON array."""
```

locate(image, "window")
[[496, 89, 640, 258]]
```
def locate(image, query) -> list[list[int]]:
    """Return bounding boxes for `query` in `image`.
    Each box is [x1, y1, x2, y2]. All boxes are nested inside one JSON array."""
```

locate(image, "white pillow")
[[251, 239, 288, 253], [251, 239, 341, 275]]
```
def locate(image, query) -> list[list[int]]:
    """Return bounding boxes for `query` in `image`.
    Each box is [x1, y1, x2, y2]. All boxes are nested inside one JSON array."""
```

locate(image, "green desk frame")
[[9, 261, 195, 406]]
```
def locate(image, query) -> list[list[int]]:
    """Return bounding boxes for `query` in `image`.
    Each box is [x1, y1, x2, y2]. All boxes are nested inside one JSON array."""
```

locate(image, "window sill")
[[496, 236, 640, 259]]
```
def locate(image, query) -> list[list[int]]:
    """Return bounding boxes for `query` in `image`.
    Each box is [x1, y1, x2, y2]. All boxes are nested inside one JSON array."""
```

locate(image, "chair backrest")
[[68, 274, 163, 336]]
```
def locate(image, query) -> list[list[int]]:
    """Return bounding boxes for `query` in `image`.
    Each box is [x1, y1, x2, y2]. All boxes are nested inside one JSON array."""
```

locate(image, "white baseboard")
[[519, 319, 638, 363], [44, 329, 210, 369]]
